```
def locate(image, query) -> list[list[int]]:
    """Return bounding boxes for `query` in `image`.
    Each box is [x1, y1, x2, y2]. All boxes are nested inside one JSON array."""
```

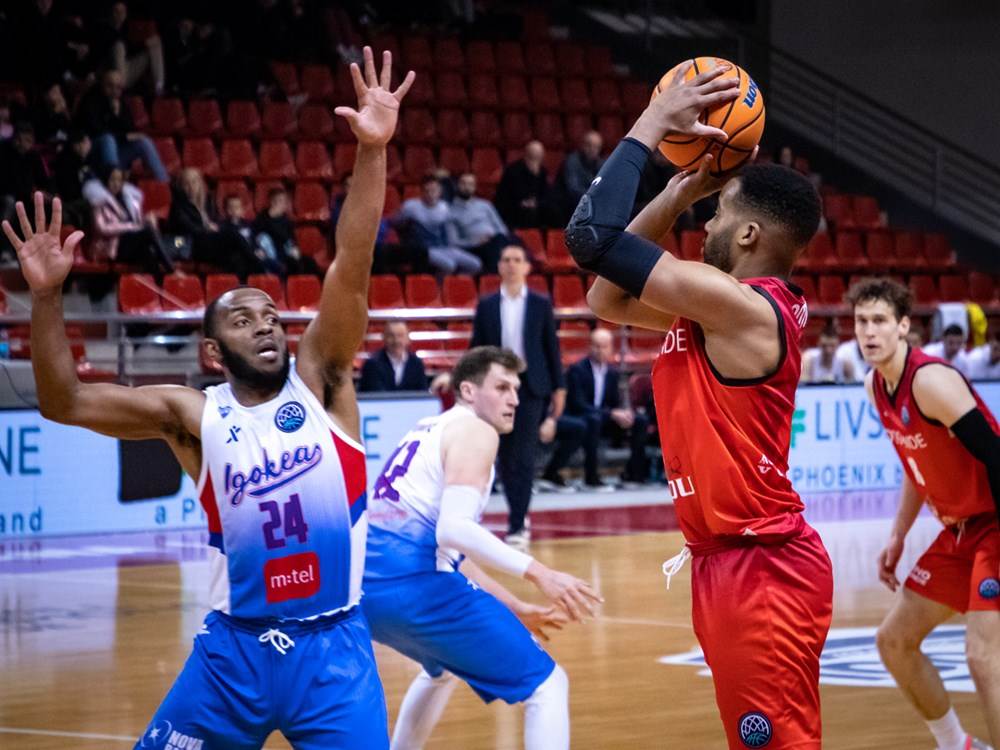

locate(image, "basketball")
[[651, 56, 765, 175]]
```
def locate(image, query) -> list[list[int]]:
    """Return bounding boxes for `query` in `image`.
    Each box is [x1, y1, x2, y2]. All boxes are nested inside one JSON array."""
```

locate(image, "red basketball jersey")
[[651, 277, 809, 542], [873, 345, 998, 525]]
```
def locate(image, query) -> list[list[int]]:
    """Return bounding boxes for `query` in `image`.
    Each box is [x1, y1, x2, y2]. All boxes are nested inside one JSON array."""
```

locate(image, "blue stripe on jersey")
[[208, 531, 225, 553], [350, 492, 367, 527]]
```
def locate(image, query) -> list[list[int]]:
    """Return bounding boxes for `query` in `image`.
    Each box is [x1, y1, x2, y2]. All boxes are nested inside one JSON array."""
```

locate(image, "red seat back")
[[247, 273, 287, 309], [286, 274, 322, 311], [119, 274, 162, 313], [162, 273, 205, 311]]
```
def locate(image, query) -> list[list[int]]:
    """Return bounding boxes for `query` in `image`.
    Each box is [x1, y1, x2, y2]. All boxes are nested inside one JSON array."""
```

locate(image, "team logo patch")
[[978, 577, 1000, 600], [738, 712, 772, 748], [218, 405, 231, 418], [660, 625, 975, 692], [901, 405, 910, 425], [275, 401, 306, 432]]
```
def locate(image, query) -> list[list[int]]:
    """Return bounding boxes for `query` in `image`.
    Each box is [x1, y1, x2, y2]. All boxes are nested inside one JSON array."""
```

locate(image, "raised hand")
[[334, 46, 415, 147], [2, 193, 84, 295], [525, 561, 604, 622], [662, 146, 759, 207]]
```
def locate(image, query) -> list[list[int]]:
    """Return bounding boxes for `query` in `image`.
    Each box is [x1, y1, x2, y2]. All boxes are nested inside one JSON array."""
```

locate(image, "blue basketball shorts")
[[362, 570, 556, 704], [134, 607, 388, 750]]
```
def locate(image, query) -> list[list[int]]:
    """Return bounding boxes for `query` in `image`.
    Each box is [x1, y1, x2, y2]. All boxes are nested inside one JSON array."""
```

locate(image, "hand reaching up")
[[335, 46, 415, 148], [2, 193, 84, 295]]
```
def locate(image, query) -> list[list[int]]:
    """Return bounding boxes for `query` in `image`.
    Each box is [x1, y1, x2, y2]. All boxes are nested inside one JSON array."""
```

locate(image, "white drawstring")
[[661, 546, 692, 590], [259, 628, 296, 655]]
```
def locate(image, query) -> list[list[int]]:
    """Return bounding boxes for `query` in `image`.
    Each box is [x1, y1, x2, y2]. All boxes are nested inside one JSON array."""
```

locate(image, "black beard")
[[702, 228, 734, 273], [217, 339, 290, 393]]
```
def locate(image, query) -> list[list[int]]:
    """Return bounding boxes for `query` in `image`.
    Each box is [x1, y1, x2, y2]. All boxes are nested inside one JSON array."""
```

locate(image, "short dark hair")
[[223, 193, 242, 205], [734, 164, 822, 247], [846, 277, 913, 320], [500, 243, 529, 262], [267, 187, 286, 202], [420, 173, 438, 186], [452, 346, 525, 391], [819, 319, 839, 339], [203, 286, 250, 338], [943, 324, 964, 338]]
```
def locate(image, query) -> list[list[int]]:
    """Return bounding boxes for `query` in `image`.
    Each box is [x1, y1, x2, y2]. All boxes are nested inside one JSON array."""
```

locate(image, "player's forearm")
[[460, 558, 523, 611], [332, 145, 385, 286], [891, 478, 924, 539], [549, 389, 566, 420], [436, 513, 533, 579], [29, 289, 84, 421]]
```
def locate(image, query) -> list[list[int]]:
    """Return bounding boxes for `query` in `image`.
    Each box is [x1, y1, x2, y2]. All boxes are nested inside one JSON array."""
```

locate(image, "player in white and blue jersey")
[[4, 46, 414, 750], [364, 347, 602, 750]]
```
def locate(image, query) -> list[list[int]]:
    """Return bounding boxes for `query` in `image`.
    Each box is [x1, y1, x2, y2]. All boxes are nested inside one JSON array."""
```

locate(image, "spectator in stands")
[[33, 82, 72, 147], [800, 323, 850, 384], [778, 146, 795, 169], [906, 323, 925, 349], [218, 194, 270, 277], [76, 69, 168, 181], [966, 329, 1000, 380], [0, 122, 49, 260], [90, 2, 165, 94], [470, 243, 565, 549], [542, 329, 650, 491], [84, 165, 171, 273], [0, 101, 14, 141], [923, 323, 972, 375], [52, 129, 95, 226], [551, 130, 604, 224], [358, 320, 429, 392], [394, 174, 481, 275], [494, 140, 548, 229], [253, 186, 320, 278], [834, 336, 868, 383], [447, 172, 513, 273]]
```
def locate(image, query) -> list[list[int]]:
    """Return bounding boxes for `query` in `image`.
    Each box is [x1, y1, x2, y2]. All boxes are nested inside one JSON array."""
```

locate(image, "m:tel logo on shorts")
[[265, 551, 321, 603]]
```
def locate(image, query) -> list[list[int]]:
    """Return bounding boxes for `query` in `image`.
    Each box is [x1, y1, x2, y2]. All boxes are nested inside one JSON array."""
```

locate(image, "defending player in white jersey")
[[363, 346, 602, 750], [5, 47, 413, 750]]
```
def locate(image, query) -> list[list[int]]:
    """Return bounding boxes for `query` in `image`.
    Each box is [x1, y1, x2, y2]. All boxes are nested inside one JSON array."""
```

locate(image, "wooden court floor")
[[0, 517, 991, 749]]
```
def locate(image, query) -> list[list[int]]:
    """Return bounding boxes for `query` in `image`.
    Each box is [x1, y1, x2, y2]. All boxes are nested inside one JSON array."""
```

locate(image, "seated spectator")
[[76, 69, 168, 181], [800, 324, 850, 384], [52, 129, 95, 227], [253, 187, 320, 278], [494, 140, 548, 229], [541, 329, 650, 490], [447, 172, 513, 272], [550, 130, 604, 225], [834, 337, 868, 383], [0, 122, 50, 260], [905, 323, 925, 349], [90, 2, 165, 94], [923, 323, 972, 375], [394, 174, 481, 276], [358, 320, 429, 393], [218, 193, 270, 278], [83, 165, 171, 273], [33, 83, 72, 147], [966, 330, 1000, 380]]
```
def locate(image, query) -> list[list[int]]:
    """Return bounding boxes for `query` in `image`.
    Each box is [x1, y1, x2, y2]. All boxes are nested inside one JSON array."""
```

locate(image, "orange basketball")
[[651, 57, 765, 175]]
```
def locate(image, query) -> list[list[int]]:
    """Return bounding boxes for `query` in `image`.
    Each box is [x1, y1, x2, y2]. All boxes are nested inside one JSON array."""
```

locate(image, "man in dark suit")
[[543, 328, 650, 488], [358, 320, 428, 392], [471, 244, 565, 548]]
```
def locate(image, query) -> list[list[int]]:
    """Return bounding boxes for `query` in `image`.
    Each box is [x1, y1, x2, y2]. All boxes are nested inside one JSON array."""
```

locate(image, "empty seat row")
[[791, 271, 998, 306], [799, 230, 956, 271], [118, 273, 323, 313], [367, 272, 590, 310]]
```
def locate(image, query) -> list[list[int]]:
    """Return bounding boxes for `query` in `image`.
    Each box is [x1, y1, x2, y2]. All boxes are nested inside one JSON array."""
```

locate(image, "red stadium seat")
[[468, 75, 500, 110], [559, 79, 591, 113], [439, 147, 469, 176], [823, 194, 854, 227], [469, 112, 503, 147], [150, 97, 186, 136], [301, 64, 335, 100], [226, 101, 262, 138], [466, 41, 496, 73], [182, 137, 220, 177], [680, 229, 706, 261], [596, 115, 625, 149], [851, 195, 881, 229], [294, 226, 327, 258], [791, 274, 818, 304], [909, 274, 938, 304], [478, 274, 501, 296], [518, 229, 546, 263], [254, 181, 284, 213], [444, 322, 472, 351], [969, 272, 997, 304], [471, 148, 504, 185], [386, 144, 403, 183], [586, 45, 615, 77], [262, 101, 297, 139], [939, 275, 969, 302], [298, 104, 335, 141], [529, 77, 561, 112], [835, 231, 867, 269], [126, 96, 149, 130], [286, 274, 322, 311], [187, 99, 223, 137], [525, 42, 557, 77], [205, 273, 240, 303], [546, 229, 575, 272], [502, 112, 532, 148], [554, 42, 587, 78], [270, 62, 300, 96], [259, 140, 297, 179], [495, 41, 526, 74], [118, 274, 162, 313], [371, 32, 401, 60], [542, 149, 564, 180], [533, 113, 565, 150], [402, 108, 436, 144], [865, 230, 897, 270], [436, 110, 470, 146], [590, 79, 622, 115], [803, 232, 836, 269], [433, 38, 464, 69], [162, 273, 205, 311], [293, 183, 330, 222], [219, 139, 259, 179], [247, 274, 287, 309], [553, 275, 585, 307], [923, 232, 954, 269], [0, 287, 6, 314], [435, 72, 467, 109], [895, 231, 926, 268], [405, 274, 441, 307], [403, 71, 434, 107], [383, 184, 402, 216], [139, 179, 171, 219], [499, 76, 531, 111], [332, 143, 357, 180], [564, 114, 592, 147], [527, 274, 549, 297], [295, 141, 333, 181], [401, 36, 433, 71], [215, 180, 252, 217], [559, 321, 591, 364], [442, 276, 477, 308], [403, 146, 435, 181], [369, 275, 405, 309], [818, 275, 846, 305]]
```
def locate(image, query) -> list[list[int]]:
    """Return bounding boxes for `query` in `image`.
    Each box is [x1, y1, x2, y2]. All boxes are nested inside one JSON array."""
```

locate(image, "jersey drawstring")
[[661, 546, 692, 590], [259, 628, 296, 655]]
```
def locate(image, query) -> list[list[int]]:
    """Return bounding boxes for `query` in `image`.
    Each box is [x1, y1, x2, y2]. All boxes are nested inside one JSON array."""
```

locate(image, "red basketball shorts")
[[905, 513, 1000, 613], [690, 521, 833, 749]]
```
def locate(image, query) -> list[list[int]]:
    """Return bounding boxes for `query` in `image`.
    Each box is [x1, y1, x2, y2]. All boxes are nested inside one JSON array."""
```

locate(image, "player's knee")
[[527, 664, 568, 706], [875, 620, 920, 659]]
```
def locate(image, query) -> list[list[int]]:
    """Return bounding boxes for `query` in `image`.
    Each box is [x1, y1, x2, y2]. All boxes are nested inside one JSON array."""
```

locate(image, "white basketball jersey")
[[196, 362, 368, 620], [366, 405, 493, 578]]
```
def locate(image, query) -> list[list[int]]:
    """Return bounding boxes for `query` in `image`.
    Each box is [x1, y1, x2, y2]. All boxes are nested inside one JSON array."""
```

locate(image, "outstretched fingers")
[[348, 61, 366, 101], [1, 220, 23, 251], [393, 69, 416, 101], [49, 196, 63, 238], [379, 49, 392, 89], [15, 201, 33, 241], [34, 191, 46, 234], [362, 46, 378, 88], [63, 230, 85, 256]]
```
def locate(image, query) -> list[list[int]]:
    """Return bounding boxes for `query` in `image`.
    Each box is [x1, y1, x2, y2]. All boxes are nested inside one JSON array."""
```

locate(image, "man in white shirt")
[[358, 320, 428, 392], [834, 338, 869, 383], [966, 330, 1000, 380], [923, 324, 972, 376], [800, 326, 849, 384]]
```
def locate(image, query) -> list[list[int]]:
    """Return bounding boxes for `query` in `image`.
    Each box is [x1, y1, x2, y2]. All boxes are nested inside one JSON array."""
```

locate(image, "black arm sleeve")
[[950, 407, 1000, 514], [564, 137, 664, 299]]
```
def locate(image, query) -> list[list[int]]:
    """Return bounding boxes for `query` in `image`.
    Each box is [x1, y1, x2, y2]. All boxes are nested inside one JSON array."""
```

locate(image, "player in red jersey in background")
[[849, 278, 1000, 750], [567, 62, 832, 749]]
